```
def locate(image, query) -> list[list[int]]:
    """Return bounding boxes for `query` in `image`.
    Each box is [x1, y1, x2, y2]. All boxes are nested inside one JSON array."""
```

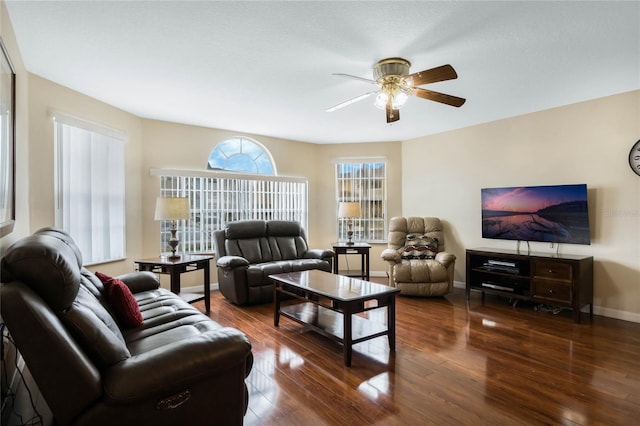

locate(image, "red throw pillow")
[[95, 271, 143, 328]]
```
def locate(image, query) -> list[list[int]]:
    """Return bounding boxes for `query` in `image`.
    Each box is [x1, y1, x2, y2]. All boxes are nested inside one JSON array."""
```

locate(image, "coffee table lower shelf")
[[280, 302, 390, 345]]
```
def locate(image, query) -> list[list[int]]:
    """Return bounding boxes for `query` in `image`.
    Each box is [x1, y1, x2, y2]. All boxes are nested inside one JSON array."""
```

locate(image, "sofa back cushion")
[[388, 217, 445, 253], [221, 220, 309, 264], [1, 230, 82, 311], [267, 221, 309, 260], [61, 286, 131, 369], [1, 228, 131, 370]]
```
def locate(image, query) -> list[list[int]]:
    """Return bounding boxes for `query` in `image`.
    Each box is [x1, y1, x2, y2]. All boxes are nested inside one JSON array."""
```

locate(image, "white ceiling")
[[5, 1, 640, 144]]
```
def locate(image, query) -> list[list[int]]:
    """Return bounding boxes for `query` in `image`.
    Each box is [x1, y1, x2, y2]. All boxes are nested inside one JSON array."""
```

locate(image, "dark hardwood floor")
[[194, 280, 640, 425]]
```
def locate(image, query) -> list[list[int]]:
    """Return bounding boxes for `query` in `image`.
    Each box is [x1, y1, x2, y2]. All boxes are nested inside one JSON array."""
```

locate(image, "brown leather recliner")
[[213, 220, 334, 305], [0, 228, 253, 426], [381, 217, 456, 296]]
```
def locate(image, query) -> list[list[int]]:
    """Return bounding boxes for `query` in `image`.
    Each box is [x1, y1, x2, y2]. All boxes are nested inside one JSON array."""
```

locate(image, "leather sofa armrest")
[[102, 327, 252, 402], [435, 252, 456, 267], [116, 271, 160, 294], [381, 248, 401, 263], [216, 255, 250, 269], [304, 249, 335, 261]]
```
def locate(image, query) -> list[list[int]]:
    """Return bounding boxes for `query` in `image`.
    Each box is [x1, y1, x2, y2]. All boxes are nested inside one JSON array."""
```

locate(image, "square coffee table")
[[270, 270, 400, 366]]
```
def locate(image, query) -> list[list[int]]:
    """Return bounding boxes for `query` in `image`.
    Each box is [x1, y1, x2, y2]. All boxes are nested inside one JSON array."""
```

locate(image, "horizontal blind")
[[158, 172, 307, 254]]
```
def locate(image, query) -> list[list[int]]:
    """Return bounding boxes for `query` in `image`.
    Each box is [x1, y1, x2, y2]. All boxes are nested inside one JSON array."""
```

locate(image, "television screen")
[[481, 184, 590, 245]]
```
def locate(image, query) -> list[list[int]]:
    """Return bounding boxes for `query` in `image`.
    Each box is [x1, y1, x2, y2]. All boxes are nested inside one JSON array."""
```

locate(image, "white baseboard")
[[592, 306, 640, 323], [181, 284, 219, 293]]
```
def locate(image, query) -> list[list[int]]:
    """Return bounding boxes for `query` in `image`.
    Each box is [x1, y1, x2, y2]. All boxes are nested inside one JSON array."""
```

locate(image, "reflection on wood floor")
[[195, 280, 640, 425]]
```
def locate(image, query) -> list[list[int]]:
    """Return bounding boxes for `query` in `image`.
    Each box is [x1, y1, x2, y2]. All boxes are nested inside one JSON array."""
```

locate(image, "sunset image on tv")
[[481, 184, 590, 245]]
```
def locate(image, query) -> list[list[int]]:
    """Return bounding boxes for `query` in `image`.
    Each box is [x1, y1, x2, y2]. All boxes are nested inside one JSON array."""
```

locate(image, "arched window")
[[207, 137, 275, 175]]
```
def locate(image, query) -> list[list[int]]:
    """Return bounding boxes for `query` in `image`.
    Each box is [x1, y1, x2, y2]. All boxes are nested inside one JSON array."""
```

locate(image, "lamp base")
[[346, 229, 354, 245], [167, 224, 181, 260]]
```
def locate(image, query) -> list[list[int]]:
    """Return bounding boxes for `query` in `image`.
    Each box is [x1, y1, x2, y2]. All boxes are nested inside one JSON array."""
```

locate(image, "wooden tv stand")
[[466, 247, 593, 323]]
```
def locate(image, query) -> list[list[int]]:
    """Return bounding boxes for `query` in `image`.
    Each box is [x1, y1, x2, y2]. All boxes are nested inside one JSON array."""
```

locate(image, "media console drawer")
[[533, 260, 572, 281], [532, 278, 572, 303], [466, 248, 593, 324]]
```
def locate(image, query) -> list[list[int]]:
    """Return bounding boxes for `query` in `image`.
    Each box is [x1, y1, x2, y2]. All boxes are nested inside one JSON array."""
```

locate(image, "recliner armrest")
[[381, 248, 401, 263], [117, 271, 160, 294], [304, 249, 335, 261], [102, 327, 252, 402], [435, 252, 456, 267], [216, 255, 250, 269]]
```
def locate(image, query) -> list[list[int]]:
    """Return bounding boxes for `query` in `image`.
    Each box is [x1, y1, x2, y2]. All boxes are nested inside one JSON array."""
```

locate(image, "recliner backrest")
[[387, 217, 446, 252], [216, 220, 310, 264], [0, 228, 119, 423]]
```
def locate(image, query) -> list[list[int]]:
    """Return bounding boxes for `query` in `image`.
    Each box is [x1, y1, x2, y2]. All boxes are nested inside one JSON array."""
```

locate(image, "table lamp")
[[154, 196, 190, 259], [338, 202, 361, 245]]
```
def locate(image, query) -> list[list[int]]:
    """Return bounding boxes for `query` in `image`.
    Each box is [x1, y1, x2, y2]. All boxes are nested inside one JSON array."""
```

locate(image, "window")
[[154, 170, 307, 254], [54, 113, 126, 265], [207, 137, 275, 175], [336, 160, 386, 243]]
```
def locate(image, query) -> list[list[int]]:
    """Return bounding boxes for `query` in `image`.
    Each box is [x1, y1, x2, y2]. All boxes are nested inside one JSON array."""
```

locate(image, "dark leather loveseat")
[[213, 220, 334, 305], [0, 228, 253, 426]]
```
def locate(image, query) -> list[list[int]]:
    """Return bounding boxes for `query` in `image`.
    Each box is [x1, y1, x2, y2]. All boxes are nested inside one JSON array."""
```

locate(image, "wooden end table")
[[271, 270, 400, 367], [134, 254, 213, 313], [332, 242, 371, 281]]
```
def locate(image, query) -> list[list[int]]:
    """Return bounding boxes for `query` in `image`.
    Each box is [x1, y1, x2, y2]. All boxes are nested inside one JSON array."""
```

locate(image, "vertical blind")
[[335, 160, 387, 242], [54, 114, 126, 265], [154, 169, 307, 254]]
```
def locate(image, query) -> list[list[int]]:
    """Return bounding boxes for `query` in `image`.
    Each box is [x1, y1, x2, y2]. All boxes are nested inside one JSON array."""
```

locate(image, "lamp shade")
[[154, 197, 190, 221], [338, 202, 361, 218]]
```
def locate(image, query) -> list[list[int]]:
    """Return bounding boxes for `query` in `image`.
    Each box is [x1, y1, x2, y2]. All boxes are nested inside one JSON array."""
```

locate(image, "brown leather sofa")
[[0, 228, 253, 426], [213, 220, 334, 305]]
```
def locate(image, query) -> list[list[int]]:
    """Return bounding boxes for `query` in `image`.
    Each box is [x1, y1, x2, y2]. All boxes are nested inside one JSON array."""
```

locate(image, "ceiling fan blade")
[[386, 98, 400, 123], [409, 87, 466, 107], [405, 64, 458, 86], [332, 73, 377, 85], [326, 91, 377, 112]]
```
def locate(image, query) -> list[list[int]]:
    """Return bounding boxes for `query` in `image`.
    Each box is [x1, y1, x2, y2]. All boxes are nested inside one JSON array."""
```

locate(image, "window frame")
[[152, 168, 308, 255], [335, 158, 387, 243], [207, 136, 276, 175]]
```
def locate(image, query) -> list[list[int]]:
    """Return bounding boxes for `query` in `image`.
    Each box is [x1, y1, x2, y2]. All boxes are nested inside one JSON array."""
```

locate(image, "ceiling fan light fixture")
[[329, 57, 465, 123], [374, 91, 389, 109], [392, 91, 408, 109]]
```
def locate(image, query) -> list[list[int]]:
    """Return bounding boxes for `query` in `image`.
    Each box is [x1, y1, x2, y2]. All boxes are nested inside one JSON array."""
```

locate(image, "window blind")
[[154, 169, 307, 254]]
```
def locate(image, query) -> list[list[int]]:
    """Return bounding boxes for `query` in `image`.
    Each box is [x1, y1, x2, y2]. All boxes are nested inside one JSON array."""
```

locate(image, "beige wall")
[[315, 141, 403, 273], [402, 90, 640, 321], [23, 74, 144, 277], [139, 119, 402, 286]]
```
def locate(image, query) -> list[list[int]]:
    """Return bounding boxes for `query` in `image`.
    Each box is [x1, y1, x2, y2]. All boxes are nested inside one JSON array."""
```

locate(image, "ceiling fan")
[[326, 57, 466, 123]]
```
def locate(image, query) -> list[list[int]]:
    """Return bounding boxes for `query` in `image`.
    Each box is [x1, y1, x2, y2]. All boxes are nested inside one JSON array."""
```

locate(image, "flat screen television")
[[481, 184, 590, 245]]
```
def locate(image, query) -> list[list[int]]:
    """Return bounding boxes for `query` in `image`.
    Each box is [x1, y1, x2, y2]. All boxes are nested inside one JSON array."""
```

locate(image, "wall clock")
[[630, 139, 640, 176]]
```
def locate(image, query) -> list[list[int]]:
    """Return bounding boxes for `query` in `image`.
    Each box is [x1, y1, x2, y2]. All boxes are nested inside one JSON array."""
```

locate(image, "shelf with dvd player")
[[465, 247, 594, 323]]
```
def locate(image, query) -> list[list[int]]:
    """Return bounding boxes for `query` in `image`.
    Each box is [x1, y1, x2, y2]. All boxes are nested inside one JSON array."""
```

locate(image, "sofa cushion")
[[245, 259, 331, 286], [62, 286, 131, 370], [95, 272, 144, 328], [401, 234, 438, 260]]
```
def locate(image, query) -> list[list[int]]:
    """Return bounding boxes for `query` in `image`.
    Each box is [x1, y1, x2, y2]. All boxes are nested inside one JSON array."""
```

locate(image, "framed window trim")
[[335, 157, 387, 243], [0, 38, 16, 237]]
